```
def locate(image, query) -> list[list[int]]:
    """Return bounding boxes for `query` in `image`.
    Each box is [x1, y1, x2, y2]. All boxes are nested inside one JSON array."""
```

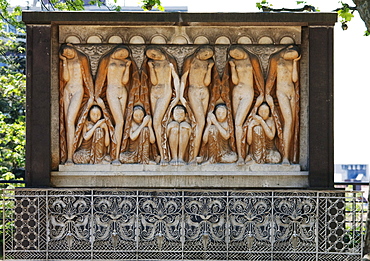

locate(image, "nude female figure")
[[227, 46, 264, 165], [59, 44, 94, 165], [95, 46, 135, 164], [265, 45, 301, 164], [143, 47, 179, 164], [181, 46, 215, 162]]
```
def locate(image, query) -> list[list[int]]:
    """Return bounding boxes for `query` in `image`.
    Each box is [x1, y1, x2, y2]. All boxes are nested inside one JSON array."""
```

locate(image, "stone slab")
[[52, 164, 307, 188], [23, 12, 337, 26], [59, 163, 301, 172]]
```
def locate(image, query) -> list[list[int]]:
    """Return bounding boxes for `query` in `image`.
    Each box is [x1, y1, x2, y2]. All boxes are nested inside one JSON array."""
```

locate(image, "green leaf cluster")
[[141, 0, 164, 11], [337, 2, 355, 23], [0, 1, 26, 185], [256, 0, 272, 10]]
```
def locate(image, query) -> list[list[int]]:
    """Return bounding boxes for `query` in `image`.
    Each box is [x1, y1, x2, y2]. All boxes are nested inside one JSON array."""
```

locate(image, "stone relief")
[[59, 44, 94, 165], [265, 45, 301, 164], [59, 43, 301, 165]]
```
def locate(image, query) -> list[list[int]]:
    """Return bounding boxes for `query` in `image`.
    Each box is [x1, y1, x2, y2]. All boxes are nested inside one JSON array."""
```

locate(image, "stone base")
[[51, 164, 308, 188]]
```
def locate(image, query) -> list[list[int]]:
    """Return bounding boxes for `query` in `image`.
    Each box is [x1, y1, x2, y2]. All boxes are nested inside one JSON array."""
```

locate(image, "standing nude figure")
[[265, 45, 301, 164], [59, 44, 94, 165], [142, 47, 179, 165], [226, 46, 264, 165], [95, 46, 138, 164], [181, 46, 215, 163]]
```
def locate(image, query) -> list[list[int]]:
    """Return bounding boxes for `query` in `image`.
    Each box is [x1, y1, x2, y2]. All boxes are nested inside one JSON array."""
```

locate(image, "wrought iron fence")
[[1, 189, 365, 260]]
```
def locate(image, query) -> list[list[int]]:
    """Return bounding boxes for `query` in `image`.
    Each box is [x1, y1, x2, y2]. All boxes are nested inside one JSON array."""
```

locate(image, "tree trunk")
[[353, 0, 370, 32]]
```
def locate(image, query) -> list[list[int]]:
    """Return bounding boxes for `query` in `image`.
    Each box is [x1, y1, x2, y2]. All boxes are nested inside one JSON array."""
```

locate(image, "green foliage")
[[141, 0, 164, 11], [88, 0, 122, 11], [338, 2, 355, 22], [0, 1, 26, 184], [336, 2, 355, 31], [256, 0, 271, 10]]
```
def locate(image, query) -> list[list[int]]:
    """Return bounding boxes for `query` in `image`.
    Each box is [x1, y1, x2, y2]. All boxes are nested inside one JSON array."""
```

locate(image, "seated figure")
[[246, 103, 281, 164], [73, 105, 110, 164], [119, 105, 156, 164], [167, 105, 191, 166], [202, 104, 237, 164]]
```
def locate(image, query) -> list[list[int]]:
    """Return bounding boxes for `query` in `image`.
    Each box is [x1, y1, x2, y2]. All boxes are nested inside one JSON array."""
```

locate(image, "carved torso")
[[188, 59, 209, 87], [107, 58, 129, 87], [276, 57, 295, 98], [64, 57, 84, 94], [233, 58, 253, 86], [151, 60, 172, 93]]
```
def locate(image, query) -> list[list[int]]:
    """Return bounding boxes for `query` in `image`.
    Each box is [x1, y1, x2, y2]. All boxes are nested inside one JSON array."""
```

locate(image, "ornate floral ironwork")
[[3, 189, 364, 260]]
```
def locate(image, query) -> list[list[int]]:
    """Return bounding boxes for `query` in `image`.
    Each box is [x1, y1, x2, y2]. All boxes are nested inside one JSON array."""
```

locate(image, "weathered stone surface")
[[52, 164, 308, 188]]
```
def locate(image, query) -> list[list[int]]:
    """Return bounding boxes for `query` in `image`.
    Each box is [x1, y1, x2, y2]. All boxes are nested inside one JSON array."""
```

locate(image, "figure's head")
[[133, 105, 145, 123], [112, 46, 130, 60], [196, 46, 214, 61], [283, 45, 300, 60], [214, 103, 227, 122], [229, 46, 248, 60], [89, 105, 102, 123], [146, 47, 166, 61], [60, 44, 77, 59], [173, 105, 186, 122], [257, 103, 270, 120]]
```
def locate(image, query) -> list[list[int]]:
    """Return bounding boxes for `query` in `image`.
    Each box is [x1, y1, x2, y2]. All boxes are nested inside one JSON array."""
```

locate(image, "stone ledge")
[[51, 169, 309, 188], [22, 12, 337, 26], [58, 163, 301, 172]]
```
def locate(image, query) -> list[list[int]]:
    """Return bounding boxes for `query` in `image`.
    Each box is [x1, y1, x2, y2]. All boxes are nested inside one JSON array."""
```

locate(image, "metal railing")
[[1, 188, 365, 260]]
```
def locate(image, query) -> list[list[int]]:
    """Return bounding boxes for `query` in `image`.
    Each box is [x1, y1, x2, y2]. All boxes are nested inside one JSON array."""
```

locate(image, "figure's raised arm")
[[122, 60, 131, 85], [148, 61, 158, 86], [179, 71, 189, 105], [170, 63, 180, 94], [229, 60, 239, 85], [292, 56, 301, 83], [59, 55, 70, 82], [204, 60, 214, 87], [265, 55, 278, 109]]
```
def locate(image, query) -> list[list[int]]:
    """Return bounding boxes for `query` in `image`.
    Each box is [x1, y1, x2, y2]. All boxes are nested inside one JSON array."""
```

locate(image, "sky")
[[9, 0, 370, 165]]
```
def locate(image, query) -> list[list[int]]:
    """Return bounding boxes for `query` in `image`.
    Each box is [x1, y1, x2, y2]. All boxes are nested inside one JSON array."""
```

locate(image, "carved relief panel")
[[58, 26, 302, 167]]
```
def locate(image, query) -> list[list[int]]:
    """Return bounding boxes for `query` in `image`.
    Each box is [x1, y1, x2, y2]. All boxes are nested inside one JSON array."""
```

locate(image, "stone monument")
[[6, 12, 357, 261], [24, 12, 336, 189]]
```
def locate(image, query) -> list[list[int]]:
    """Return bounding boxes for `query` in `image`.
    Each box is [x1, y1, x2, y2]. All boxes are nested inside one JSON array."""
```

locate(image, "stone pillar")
[[25, 25, 51, 187]]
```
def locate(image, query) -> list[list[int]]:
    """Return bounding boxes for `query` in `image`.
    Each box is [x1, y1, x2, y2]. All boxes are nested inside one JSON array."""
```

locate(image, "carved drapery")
[[59, 43, 300, 165]]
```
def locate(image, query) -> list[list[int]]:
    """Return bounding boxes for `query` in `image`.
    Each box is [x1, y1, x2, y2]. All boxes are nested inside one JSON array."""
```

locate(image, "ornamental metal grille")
[[1, 189, 364, 260]]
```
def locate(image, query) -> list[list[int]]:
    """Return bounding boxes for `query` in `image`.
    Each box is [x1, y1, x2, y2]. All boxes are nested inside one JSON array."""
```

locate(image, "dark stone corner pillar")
[[25, 24, 52, 187], [308, 26, 334, 188]]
